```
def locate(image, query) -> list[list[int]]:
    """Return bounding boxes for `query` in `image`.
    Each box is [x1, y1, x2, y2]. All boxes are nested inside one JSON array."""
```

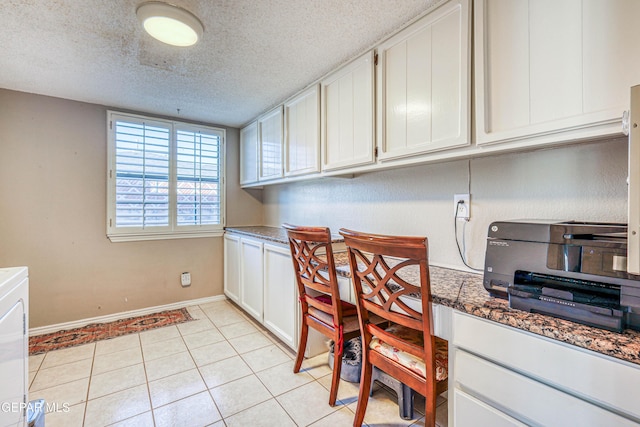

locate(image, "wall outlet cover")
[[454, 194, 470, 220], [181, 272, 191, 287]]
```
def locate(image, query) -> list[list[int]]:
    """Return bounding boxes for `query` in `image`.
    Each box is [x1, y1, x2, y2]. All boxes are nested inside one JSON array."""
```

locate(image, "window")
[[107, 111, 225, 242]]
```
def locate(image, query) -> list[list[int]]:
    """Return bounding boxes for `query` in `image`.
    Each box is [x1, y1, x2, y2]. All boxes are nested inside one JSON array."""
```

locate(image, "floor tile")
[[139, 325, 180, 345], [148, 369, 207, 408], [109, 411, 155, 427], [84, 384, 150, 426], [92, 346, 143, 375], [347, 385, 420, 426], [205, 309, 247, 327], [200, 300, 239, 312], [436, 396, 448, 427], [190, 340, 237, 366], [228, 331, 273, 354], [145, 351, 196, 382], [43, 402, 85, 427], [29, 377, 89, 408], [277, 381, 340, 426], [208, 421, 225, 427], [153, 391, 222, 427], [177, 318, 216, 336], [224, 399, 296, 427], [308, 406, 359, 427], [299, 352, 333, 379], [218, 320, 260, 339], [88, 363, 146, 400], [186, 306, 206, 320], [29, 353, 45, 372], [255, 360, 314, 397], [30, 358, 93, 391], [95, 334, 141, 356], [141, 336, 187, 361], [317, 374, 361, 406], [199, 355, 253, 389], [39, 343, 95, 369], [241, 344, 291, 372], [28, 370, 36, 389], [181, 328, 226, 351], [209, 375, 272, 418]]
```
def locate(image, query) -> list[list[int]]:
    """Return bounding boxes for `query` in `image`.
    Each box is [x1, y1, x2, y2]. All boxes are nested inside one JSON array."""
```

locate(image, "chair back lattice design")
[[339, 228, 435, 367], [283, 224, 344, 325]]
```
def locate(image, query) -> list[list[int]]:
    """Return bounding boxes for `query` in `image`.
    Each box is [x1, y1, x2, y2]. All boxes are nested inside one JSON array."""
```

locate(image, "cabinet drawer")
[[455, 349, 637, 426], [453, 312, 640, 421], [453, 389, 526, 427]]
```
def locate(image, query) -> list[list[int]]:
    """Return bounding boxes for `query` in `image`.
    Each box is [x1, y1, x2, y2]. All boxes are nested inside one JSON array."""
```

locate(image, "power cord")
[[454, 200, 483, 272]]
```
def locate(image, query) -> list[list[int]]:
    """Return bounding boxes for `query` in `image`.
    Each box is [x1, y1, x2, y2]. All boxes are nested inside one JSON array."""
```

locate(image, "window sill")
[[107, 230, 224, 243]]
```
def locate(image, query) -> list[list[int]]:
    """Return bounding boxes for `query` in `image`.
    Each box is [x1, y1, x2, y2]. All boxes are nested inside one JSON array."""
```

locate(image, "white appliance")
[[0, 267, 28, 427]]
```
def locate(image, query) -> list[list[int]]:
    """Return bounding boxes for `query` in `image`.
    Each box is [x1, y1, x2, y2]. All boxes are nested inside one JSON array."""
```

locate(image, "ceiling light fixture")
[[136, 2, 204, 47]]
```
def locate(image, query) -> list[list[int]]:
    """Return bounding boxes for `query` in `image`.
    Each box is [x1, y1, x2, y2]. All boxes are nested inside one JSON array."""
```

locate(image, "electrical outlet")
[[181, 272, 191, 287], [454, 194, 470, 220]]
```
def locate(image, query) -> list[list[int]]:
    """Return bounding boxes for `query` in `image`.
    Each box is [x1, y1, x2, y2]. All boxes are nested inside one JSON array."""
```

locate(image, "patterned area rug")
[[29, 308, 193, 355]]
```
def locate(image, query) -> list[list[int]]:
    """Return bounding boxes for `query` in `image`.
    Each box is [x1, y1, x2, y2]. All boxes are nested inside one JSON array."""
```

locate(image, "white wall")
[[263, 137, 628, 270]]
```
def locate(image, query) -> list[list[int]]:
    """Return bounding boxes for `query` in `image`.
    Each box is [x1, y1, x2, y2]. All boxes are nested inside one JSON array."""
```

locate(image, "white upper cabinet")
[[239, 121, 259, 186], [475, 0, 640, 146], [321, 51, 376, 171], [284, 85, 320, 176], [258, 106, 284, 181], [377, 0, 470, 161]]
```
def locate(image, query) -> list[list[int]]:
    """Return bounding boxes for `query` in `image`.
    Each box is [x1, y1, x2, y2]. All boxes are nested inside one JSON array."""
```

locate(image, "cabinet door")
[[258, 106, 284, 181], [263, 243, 297, 348], [321, 51, 375, 171], [240, 238, 264, 321], [223, 233, 241, 303], [240, 121, 259, 186], [378, 0, 470, 160], [285, 85, 320, 177], [475, 0, 640, 146]]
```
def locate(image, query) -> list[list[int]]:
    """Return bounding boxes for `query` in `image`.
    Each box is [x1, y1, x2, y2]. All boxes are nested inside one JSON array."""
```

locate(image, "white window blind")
[[176, 128, 221, 226], [115, 121, 170, 228], [107, 112, 225, 242]]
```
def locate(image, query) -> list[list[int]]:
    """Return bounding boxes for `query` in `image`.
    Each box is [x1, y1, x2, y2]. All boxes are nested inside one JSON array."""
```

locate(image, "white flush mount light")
[[136, 2, 204, 47]]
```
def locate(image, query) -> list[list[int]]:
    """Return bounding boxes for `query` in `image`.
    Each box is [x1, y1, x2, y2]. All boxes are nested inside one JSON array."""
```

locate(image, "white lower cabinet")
[[263, 243, 297, 348], [223, 234, 241, 303], [452, 312, 640, 426], [224, 233, 326, 356], [239, 237, 264, 321]]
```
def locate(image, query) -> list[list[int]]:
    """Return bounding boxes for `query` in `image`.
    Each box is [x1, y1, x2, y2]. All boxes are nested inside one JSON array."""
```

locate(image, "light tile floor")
[[29, 300, 448, 426]]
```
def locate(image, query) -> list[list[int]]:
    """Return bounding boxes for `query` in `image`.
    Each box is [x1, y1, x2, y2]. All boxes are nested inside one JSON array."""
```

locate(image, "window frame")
[[107, 111, 226, 242]]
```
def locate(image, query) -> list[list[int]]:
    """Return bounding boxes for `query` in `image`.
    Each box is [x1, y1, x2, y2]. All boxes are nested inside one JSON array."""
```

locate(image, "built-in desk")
[[225, 227, 640, 425]]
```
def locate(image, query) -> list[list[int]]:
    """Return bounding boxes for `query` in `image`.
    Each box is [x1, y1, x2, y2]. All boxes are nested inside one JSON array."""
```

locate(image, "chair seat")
[[309, 306, 386, 334], [370, 324, 448, 382]]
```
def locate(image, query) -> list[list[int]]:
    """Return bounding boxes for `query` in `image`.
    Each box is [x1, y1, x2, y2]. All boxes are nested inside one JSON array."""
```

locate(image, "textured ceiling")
[[0, 0, 439, 127]]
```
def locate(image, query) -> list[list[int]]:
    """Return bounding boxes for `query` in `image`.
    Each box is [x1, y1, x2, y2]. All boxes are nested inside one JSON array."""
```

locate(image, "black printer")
[[483, 220, 640, 332]]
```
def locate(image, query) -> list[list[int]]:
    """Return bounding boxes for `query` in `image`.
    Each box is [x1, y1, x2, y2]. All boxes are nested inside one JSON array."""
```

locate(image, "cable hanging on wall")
[[454, 159, 483, 272]]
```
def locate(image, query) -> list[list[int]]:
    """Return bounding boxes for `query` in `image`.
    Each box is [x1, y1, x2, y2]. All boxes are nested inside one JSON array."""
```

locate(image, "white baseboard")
[[29, 294, 228, 336]]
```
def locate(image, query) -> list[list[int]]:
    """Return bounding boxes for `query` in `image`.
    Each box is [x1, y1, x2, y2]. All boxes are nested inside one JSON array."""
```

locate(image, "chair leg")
[[329, 341, 344, 406], [353, 360, 372, 427], [424, 389, 437, 427], [293, 320, 308, 373]]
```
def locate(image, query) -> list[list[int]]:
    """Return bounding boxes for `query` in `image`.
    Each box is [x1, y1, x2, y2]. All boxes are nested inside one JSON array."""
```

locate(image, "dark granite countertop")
[[224, 227, 640, 366], [332, 252, 640, 366], [226, 226, 344, 246]]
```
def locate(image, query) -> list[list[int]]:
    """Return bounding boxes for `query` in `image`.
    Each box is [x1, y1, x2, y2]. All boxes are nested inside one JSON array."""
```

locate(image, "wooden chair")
[[339, 228, 448, 427], [283, 223, 362, 406]]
